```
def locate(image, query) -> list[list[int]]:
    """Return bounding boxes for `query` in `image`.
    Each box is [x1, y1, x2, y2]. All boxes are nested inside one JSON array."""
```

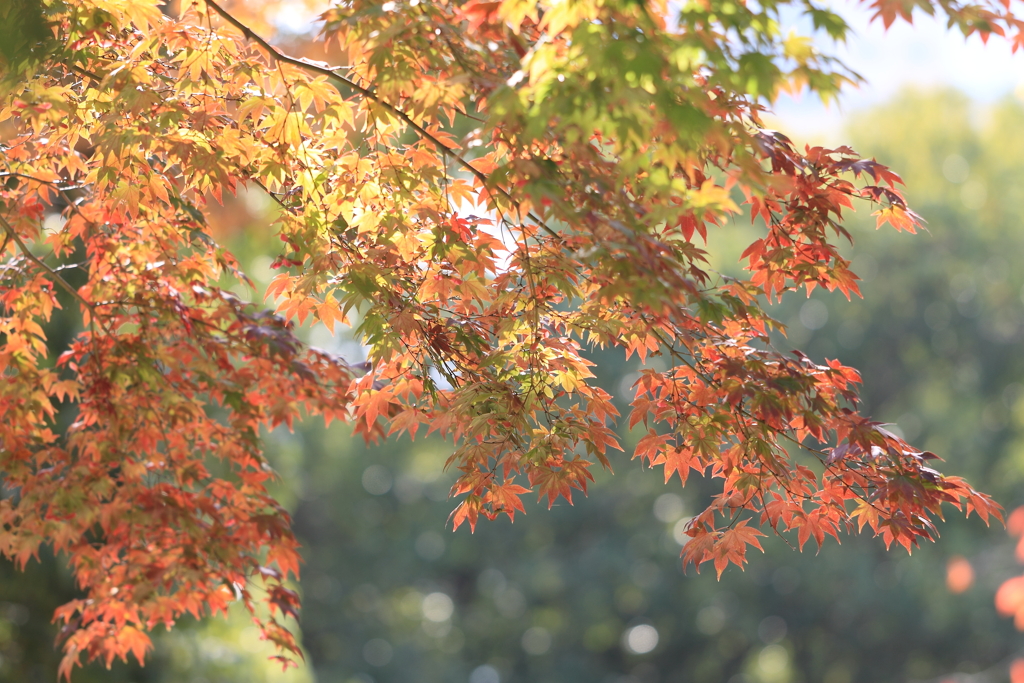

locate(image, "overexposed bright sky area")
[[769, 5, 1024, 142]]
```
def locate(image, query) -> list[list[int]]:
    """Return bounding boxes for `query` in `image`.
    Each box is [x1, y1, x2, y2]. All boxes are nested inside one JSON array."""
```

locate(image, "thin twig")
[[0, 214, 94, 312]]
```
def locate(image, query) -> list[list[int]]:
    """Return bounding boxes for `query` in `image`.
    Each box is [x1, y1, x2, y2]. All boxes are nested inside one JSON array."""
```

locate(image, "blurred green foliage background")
[[7, 89, 1024, 683]]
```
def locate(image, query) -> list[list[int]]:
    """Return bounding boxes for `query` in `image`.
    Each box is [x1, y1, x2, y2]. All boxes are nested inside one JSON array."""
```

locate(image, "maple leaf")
[[793, 509, 837, 551], [873, 205, 920, 233], [681, 527, 718, 576], [483, 479, 530, 522], [658, 446, 698, 485], [449, 497, 482, 533], [530, 466, 577, 509], [711, 521, 766, 579]]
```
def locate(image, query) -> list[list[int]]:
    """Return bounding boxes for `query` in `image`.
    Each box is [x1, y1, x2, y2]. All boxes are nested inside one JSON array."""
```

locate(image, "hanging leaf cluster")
[[0, 0, 1016, 675]]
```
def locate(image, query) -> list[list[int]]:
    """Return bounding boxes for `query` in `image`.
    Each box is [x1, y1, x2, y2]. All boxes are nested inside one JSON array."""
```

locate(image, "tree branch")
[[201, 0, 560, 239], [0, 214, 95, 312]]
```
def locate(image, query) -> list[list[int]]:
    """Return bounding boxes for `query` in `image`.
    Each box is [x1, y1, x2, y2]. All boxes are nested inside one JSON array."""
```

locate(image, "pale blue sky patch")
[[768, 4, 1024, 142]]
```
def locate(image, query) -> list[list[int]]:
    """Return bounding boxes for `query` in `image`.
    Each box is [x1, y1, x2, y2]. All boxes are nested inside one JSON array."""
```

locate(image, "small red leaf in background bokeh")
[[1010, 658, 1024, 683], [946, 556, 974, 594]]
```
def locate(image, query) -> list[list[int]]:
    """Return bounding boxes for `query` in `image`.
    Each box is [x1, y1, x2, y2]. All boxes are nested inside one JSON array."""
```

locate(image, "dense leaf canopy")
[[0, 0, 1016, 675]]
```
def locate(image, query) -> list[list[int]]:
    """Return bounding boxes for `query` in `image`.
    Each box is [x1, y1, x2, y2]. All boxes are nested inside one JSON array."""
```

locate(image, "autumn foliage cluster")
[[0, 0, 1018, 676]]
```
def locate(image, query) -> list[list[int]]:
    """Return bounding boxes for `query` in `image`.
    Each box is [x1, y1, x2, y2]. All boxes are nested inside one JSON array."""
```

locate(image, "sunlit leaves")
[[0, 0, 1014, 675]]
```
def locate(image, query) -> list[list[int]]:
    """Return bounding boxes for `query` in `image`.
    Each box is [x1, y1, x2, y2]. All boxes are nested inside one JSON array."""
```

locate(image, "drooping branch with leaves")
[[0, 0, 1015, 676]]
